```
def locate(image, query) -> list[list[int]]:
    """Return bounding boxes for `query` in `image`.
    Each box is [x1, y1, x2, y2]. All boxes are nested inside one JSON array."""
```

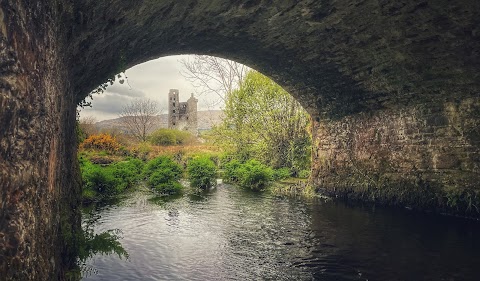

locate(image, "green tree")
[[213, 70, 311, 175]]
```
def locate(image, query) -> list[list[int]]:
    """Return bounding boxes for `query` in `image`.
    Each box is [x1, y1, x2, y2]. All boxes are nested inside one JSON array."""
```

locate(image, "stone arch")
[[1, 0, 480, 280], [69, 0, 480, 118]]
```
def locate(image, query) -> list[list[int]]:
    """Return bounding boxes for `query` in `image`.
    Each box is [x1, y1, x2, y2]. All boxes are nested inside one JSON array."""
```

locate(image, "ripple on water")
[[82, 184, 480, 281]]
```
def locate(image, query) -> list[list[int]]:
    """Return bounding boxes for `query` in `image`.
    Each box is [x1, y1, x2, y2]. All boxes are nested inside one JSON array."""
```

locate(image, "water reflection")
[[73, 203, 129, 280], [306, 202, 480, 280], [80, 184, 480, 281]]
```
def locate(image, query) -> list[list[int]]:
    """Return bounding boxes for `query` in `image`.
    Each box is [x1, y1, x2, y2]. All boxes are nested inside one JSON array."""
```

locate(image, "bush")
[[187, 156, 217, 189], [143, 156, 183, 179], [273, 167, 292, 180], [150, 129, 176, 146], [129, 142, 152, 160], [144, 156, 184, 195], [149, 129, 195, 146], [223, 159, 242, 183], [219, 153, 235, 168], [110, 158, 144, 190], [79, 157, 144, 200], [80, 159, 119, 197], [171, 130, 195, 145], [80, 133, 121, 153], [236, 160, 273, 191], [148, 172, 183, 194]]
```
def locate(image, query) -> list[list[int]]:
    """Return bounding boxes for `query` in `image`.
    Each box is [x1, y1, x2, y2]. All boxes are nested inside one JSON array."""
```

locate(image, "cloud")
[[85, 93, 132, 114], [105, 83, 145, 98], [79, 55, 225, 121], [78, 108, 118, 121]]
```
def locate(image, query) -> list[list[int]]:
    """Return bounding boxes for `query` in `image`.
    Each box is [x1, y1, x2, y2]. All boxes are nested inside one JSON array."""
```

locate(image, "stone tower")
[[168, 89, 180, 128], [167, 89, 198, 135], [186, 93, 198, 134]]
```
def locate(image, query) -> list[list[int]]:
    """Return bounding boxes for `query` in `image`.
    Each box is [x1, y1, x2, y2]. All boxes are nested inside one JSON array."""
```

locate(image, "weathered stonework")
[[311, 97, 480, 215], [1, 0, 480, 279], [0, 0, 80, 280], [68, 0, 480, 116], [168, 89, 198, 135]]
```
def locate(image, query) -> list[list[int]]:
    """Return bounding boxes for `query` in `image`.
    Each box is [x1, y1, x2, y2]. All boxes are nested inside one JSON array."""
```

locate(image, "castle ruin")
[[168, 89, 198, 135]]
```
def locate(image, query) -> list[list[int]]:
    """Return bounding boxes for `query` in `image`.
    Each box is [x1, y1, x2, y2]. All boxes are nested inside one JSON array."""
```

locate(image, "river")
[[81, 183, 480, 281]]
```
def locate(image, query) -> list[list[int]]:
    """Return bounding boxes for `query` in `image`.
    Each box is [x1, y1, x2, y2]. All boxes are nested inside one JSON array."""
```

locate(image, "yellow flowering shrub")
[[80, 133, 121, 152]]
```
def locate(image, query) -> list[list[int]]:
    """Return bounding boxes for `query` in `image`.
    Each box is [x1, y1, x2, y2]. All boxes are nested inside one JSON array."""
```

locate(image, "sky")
[[78, 55, 224, 121]]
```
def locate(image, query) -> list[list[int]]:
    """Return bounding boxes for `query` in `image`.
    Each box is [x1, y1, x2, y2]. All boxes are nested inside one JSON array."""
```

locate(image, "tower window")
[[173, 110, 175, 113], [173, 102, 175, 106]]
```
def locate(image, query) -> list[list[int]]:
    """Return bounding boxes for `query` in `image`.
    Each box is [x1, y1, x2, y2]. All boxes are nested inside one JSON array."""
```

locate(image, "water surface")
[[82, 184, 480, 280]]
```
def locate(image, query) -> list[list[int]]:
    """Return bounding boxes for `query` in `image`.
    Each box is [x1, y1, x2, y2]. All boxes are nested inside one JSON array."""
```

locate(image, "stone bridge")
[[1, 0, 479, 279]]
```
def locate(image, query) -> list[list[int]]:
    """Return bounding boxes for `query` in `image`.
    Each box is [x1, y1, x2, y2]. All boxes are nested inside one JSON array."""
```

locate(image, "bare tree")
[[119, 98, 161, 142], [179, 55, 248, 103], [78, 116, 98, 137]]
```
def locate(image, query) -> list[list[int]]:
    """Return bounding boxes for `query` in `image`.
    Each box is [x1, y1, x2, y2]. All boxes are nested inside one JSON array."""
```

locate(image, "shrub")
[[129, 142, 152, 160], [149, 129, 195, 146], [148, 172, 183, 195], [236, 160, 273, 191], [89, 155, 115, 165], [143, 156, 183, 179], [80, 133, 121, 152], [80, 160, 119, 197], [150, 129, 176, 145], [110, 158, 144, 190], [144, 156, 184, 195], [273, 167, 292, 180], [219, 153, 235, 168], [187, 156, 217, 189], [79, 157, 144, 200], [172, 130, 195, 145], [147, 168, 176, 184], [223, 159, 242, 183]]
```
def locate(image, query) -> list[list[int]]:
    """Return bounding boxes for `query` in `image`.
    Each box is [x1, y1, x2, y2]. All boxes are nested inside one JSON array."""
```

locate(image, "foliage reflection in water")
[[69, 202, 129, 280], [80, 184, 480, 281]]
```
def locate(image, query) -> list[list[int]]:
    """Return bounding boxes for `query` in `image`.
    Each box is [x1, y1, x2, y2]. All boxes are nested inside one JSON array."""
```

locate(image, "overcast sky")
[[78, 55, 224, 121]]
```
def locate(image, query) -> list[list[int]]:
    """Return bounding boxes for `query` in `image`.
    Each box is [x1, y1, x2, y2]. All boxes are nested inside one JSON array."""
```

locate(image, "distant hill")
[[196, 110, 225, 130], [95, 110, 224, 133]]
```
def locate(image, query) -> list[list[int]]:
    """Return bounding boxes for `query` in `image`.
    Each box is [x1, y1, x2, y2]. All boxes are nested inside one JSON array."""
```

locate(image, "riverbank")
[[315, 182, 480, 220]]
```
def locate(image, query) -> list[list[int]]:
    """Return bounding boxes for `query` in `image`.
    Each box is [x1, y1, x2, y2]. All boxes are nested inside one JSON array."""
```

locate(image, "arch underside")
[[1, 1, 480, 280], [70, 0, 480, 118]]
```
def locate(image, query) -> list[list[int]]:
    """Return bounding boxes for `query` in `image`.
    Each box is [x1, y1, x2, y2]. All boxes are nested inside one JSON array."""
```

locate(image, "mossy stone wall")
[[0, 0, 80, 280], [311, 97, 480, 216]]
